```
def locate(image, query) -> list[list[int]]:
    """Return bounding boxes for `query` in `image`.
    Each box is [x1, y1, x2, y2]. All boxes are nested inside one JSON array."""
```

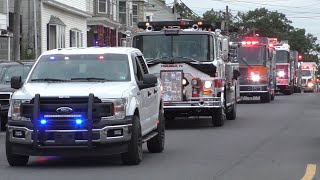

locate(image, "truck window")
[[301, 70, 311, 76], [275, 50, 290, 63], [29, 54, 131, 82], [2, 65, 32, 83], [238, 46, 266, 65], [133, 34, 211, 62]]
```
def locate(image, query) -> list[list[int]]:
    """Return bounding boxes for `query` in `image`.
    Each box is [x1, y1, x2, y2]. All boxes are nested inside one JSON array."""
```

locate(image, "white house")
[[41, 0, 91, 52]]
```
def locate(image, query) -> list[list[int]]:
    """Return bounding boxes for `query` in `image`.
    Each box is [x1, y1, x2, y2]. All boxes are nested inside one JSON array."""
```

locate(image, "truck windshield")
[[276, 50, 289, 63], [238, 46, 265, 65], [2, 65, 32, 83], [301, 70, 311, 76], [133, 34, 211, 62], [29, 54, 130, 82]]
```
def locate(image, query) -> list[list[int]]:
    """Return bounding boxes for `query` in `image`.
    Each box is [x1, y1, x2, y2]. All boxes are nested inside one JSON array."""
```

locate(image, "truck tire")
[[6, 130, 29, 166], [212, 107, 225, 127], [121, 115, 143, 165], [260, 92, 271, 103], [1, 116, 6, 131], [226, 102, 236, 120], [147, 107, 165, 153], [271, 92, 275, 101]]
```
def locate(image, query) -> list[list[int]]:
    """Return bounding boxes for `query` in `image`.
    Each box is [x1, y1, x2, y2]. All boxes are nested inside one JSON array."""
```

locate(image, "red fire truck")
[[274, 41, 294, 95], [237, 37, 277, 103]]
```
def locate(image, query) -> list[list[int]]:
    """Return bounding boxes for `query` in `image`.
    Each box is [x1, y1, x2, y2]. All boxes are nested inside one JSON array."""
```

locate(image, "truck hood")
[[13, 82, 134, 100], [0, 84, 15, 93]]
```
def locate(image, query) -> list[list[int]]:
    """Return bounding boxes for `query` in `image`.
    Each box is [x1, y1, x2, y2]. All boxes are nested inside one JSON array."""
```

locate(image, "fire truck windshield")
[[238, 46, 266, 65], [275, 50, 290, 63], [133, 34, 211, 62], [301, 69, 311, 76]]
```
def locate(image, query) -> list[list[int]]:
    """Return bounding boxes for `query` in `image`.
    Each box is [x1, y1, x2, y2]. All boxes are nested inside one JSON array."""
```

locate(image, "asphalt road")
[[0, 93, 320, 180]]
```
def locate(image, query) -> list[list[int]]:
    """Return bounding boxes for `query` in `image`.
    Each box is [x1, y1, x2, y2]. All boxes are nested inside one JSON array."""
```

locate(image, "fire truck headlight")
[[251, 75, 260, 82], [182, 78, 189, 86], [277, 71, 285, 77], [204, 81, 212, 88], [307, 82, 314, 87]]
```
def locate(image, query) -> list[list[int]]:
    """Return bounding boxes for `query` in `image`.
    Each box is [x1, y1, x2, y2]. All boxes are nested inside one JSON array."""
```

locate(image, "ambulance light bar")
[[137, 20, 216, 30]]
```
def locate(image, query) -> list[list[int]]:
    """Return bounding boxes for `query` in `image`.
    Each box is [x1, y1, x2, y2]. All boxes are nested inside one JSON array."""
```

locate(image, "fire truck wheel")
[[271, 93, 275, 101], [260, 92, 271, 103], [212, 107, 225, 127], [6, 130, 29, 166], [121, 115, 143, 165], [226, 102, 236, 120], [147, 107, 165, 153]]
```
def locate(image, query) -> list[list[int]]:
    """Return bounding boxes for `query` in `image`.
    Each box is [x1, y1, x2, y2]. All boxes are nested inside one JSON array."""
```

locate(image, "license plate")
[[54, 132, 75, 144]]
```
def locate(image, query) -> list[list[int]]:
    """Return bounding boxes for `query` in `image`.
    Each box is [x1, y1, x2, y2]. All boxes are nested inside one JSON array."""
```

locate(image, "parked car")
[[0, 61, 34, 130]]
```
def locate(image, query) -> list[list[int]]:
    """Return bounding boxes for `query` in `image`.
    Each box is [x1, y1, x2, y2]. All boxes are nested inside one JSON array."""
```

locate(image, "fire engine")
[[236, 37, 277, 103], [274, 41, 295, 95], [300, 62, 317, 92], [123, 20, 241, 127], [290, 50, 302, 93]]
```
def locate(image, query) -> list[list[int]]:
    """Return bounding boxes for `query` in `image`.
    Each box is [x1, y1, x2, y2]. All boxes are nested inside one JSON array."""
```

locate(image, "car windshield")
[[29, 54, 131, 82], [2, 65, 32, 83], [276, 50, 289, 63], [301, 70, 311, 76], [238, 46, 266, 65], [133, 34, 211, 62]]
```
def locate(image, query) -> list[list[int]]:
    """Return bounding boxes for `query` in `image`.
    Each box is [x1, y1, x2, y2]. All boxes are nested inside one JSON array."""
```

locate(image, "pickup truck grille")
[[0, 93, 11, 106], [21, 96, 113, 130]]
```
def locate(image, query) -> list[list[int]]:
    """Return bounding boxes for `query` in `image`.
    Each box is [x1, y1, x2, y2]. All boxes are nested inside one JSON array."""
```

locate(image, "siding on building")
[[41, 3, 88, 53], [55, 0, 87, 12], [144, 0, 178, 21]]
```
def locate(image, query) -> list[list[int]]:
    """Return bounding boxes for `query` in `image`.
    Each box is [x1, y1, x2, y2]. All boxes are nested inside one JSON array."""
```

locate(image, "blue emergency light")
[[75, 119, 83, 125], [40, 119, 47, 125]]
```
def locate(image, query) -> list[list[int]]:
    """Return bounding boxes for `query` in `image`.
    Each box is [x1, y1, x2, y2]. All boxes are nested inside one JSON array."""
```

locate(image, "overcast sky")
[[165, 0, 320, 39]]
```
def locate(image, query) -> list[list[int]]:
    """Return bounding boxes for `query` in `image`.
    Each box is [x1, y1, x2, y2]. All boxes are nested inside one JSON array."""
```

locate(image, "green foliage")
[[201, 7, 320, 63]]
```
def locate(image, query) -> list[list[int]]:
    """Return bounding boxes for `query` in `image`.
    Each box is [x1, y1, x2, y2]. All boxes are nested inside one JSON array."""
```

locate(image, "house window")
[[132, 4, 138, 24], [119, 1, 126, 25], [129, 13, 133, 27], [48, 24, 65, 50], [70, 29, 83, 47], [98, 0, 108, 13], [146, 16, 151, 22]]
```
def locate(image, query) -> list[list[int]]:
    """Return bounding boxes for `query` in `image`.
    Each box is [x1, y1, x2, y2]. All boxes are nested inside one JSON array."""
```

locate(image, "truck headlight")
[[113, 98, 127, 119], [204, 81, 212, 88], [277, 71, 285, 77], [11, 100, 30, 121], [251, 75, 260, 82]]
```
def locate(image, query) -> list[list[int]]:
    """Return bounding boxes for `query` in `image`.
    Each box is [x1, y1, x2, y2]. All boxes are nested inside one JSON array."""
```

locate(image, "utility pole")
[[226, 6, 229, 35], [13, 0, 21, 60], [174, 0, 177, 20]]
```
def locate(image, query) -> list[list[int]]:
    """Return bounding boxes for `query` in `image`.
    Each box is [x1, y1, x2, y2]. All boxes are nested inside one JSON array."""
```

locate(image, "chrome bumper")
[[7, 124, 132, 145], [164, 97, 223, 109]]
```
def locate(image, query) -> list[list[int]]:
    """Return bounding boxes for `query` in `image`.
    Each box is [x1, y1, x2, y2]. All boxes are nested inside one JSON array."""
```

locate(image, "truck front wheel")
[[147, 107, 165, 153], [121, 115, 143, 165], [6, 131, 29, 166], [260, 92, 271, 103], [226, 102, 236, 120], [212, 107, 225, 127]]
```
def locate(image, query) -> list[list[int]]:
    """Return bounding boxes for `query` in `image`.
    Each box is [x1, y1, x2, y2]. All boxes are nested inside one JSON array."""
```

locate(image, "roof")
[[41, 47, 142, 56]]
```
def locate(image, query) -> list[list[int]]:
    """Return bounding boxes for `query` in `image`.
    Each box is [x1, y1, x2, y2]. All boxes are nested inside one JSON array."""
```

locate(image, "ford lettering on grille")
[[56, 107, 73, 114]]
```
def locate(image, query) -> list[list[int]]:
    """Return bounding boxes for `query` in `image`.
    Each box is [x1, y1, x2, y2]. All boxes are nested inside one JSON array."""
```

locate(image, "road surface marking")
[[301, 164, 317, 180]]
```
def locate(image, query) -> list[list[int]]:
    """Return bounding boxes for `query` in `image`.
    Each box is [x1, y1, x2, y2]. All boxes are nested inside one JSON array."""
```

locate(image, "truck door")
[[133, 55, 157, 134]]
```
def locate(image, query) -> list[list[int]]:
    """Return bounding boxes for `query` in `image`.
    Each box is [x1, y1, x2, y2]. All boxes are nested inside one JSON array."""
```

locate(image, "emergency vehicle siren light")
[[137, 21, 215, 31], [298, 55, 303, 61]]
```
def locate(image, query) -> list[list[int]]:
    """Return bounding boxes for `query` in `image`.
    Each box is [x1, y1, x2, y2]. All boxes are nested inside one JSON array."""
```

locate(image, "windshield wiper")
[[239, 58, 252, 69], [146, 56, 172, 64], [70, 77, 111, 82], [174, 56, 202, 63], [31, 78, 70, 82]]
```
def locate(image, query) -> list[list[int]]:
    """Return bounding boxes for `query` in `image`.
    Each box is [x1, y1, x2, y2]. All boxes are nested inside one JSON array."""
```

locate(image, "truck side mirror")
[[233, 70, 241, 80], [11, 76, 22, 89]]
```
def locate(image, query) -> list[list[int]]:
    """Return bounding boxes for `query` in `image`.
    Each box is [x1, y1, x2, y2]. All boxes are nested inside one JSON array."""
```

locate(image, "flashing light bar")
[[44, 114, 82, 118], [137, 20, 216, 31], [241, 41, 260, 45]]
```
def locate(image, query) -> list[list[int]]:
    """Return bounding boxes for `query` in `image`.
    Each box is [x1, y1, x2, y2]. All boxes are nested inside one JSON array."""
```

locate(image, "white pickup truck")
[[6, 47, 164, 166]]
